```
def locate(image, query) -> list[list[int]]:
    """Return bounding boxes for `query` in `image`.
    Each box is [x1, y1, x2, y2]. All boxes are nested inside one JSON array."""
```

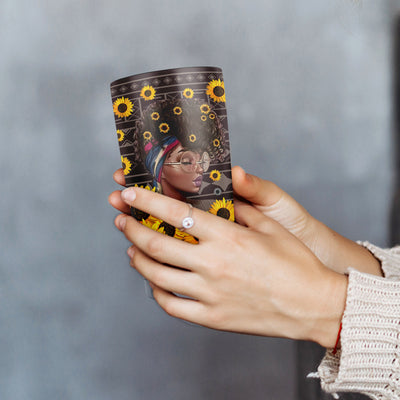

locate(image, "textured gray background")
[[1, 1, 399, 399]]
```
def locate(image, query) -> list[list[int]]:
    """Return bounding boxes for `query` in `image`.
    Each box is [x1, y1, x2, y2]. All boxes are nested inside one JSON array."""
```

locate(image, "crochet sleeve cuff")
[[317, 258, 400, 399]]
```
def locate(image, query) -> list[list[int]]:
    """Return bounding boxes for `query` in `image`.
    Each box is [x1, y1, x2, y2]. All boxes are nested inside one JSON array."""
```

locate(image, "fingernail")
[[127, 246, 135, 258], [121, 188, 136, 203], [117, 215, 127, 230]]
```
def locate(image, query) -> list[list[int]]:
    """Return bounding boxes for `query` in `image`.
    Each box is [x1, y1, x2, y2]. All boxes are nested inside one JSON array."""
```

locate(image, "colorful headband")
[[145, 136, 180, 187]]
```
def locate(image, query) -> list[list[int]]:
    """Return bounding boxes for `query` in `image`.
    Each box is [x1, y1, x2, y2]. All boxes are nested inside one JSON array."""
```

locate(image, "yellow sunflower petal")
[[121, 156, 132, 175], [209, 169, 221, 182], [206, 79, 226, 103], [134, 184, 157, 192], [113, 97, 134, 118], [117, 129, 125, 142], [159, 123, 170, 133], [141, 216, 162, 232], [200, 104, 210, 114], [208, 198, 234, 221], [143, 131, 152, 140], [174, 229, 199, 244], [173, 106, 183, 115], [182, 88, 194, 99], [140, 85, 156, 101]]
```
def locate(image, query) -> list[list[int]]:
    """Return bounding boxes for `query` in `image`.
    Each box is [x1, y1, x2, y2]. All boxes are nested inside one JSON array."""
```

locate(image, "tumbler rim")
[[110, 66, 222, 88]]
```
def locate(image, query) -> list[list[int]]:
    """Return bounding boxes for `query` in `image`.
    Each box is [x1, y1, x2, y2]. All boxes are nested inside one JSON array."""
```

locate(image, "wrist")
[[310, 271, 348, 348]]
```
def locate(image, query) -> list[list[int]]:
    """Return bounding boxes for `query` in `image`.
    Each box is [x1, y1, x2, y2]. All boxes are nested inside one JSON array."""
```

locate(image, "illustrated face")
[[161, 143, 205, 194]]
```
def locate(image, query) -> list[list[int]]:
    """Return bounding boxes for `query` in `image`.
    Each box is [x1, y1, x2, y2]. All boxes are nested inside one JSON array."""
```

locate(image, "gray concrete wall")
[[0, 1, 396, 399]]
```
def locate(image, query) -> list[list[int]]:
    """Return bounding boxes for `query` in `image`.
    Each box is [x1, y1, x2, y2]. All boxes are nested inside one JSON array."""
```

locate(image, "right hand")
[[232, 166, 382, 276]]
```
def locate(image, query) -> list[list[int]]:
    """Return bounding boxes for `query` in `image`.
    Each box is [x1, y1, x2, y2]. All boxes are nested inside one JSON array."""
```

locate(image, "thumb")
[[232, 166, 312, 237], [232, 166, 284, 207]]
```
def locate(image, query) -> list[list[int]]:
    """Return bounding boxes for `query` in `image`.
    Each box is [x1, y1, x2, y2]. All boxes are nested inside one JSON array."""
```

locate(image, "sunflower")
[[206, 79, 226, 103], [134, 184, 156, 192], [143, 131, 152, 140], [213, 139, 220, 147], [200, 104, 210, 114], [138, 214, 198, 243], [140, 85, 156, 100], [209, 113, 216, 120], [141, 217, 163, 233], [133, 208, 150, 222], [208, 198, 234, 221], [209, 169, 221, 182], [182, 88, 194, 99], [159, 123, 170, 133], [201, 115, 207, 122], [158, 221, 177, 237], [182, 233, 199, 245], [121, 156, 132, 175], [175, 229, 199, 244], [117, 130, 125, 142], [189, 134, 196, 142], [173, 106, 183, 115], [151, 112, 160, 120], [113, 97, 134, 118]]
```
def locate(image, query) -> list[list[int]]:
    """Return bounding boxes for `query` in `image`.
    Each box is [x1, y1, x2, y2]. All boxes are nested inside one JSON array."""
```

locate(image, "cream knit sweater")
[[316, 242, 400, 399]]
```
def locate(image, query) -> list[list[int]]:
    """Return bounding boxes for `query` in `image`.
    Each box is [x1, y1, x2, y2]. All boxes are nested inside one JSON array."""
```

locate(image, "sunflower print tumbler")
[[110, 66, 235, 243]]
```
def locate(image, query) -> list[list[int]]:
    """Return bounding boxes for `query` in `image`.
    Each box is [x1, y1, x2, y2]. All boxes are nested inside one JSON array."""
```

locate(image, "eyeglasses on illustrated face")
[[164, 151, 210, 173]]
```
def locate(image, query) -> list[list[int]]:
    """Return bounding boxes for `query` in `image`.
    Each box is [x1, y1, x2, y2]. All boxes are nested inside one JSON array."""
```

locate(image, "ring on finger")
[[180, 203, 194, 231]]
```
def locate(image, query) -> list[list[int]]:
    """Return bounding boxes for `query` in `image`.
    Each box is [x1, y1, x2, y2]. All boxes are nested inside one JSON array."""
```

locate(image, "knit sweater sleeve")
[[317, 242, 400, 399]]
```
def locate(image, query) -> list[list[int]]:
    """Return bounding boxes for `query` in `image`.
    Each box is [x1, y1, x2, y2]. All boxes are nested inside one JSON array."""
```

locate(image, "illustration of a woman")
[[136, 98, 226, 202]]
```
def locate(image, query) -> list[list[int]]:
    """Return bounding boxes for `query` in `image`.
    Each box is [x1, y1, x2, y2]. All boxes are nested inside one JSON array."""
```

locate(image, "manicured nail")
[[127, 246, 135, 258], [117, 215, 127, 230], [121, 188, 136, 203]]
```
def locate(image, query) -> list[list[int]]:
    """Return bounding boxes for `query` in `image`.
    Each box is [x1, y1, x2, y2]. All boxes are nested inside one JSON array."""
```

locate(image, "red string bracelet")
[[332, 322, 343, 355]]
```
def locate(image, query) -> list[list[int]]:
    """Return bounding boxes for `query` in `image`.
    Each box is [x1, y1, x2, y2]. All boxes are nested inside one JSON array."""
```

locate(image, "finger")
[[113, 168, 126, 187], [120, 187, 230, 241], [116, 213, 202, 271], [129, 246, 205, 300], [232, 166, 284, 207], [108, 190, 131, 214], [234, 200, 275, 233], [151, 284, 208, 324]]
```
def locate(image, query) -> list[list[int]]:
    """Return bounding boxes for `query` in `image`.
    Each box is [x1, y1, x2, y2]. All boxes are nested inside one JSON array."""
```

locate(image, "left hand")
[[113, 187, 348, 348]]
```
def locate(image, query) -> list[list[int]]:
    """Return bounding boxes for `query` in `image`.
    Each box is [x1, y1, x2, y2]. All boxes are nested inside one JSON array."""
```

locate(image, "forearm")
[[311, 217, 383, 277], [318, 269, 400, 399]]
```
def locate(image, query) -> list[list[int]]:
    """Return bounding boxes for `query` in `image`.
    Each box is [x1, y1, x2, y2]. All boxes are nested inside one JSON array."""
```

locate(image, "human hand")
[[232, 166, 382, 276], [109, 166, 382, 276], [114, 186, 347, 348], [108, 168, 130, 215]]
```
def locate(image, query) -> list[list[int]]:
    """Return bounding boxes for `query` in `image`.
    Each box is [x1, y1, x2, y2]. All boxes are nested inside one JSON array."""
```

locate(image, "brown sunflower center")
[[118, 103, 128, 113], [133, 209, 150, 221], [159, 221, 176, 237], [213, 86, 224, 97], [144, 90, 152, 97], [217, 208, 230, 220]]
